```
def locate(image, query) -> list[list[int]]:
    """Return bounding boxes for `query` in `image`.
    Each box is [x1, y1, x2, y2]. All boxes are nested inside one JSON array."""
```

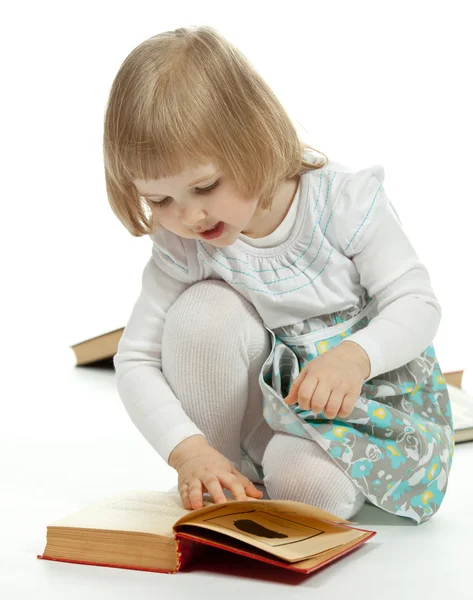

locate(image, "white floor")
[[1, 347, 472, 600]]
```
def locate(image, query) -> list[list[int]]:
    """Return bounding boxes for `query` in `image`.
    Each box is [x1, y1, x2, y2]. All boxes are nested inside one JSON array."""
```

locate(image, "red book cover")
[[174, 521, 376, 574]]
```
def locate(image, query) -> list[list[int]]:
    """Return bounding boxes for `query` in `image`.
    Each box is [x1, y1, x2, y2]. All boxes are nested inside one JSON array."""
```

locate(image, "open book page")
[[48, 490, 202, 537], [175, 500, 365, 563], [448, 384, 473, 432], [444, 371, 463, 389]]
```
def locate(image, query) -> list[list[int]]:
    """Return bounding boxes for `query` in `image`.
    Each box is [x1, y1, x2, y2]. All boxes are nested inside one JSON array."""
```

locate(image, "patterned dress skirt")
[[252, 293, 455, 525]]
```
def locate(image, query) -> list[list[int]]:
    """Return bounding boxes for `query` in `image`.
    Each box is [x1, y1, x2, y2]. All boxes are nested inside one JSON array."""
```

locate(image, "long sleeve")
[[113, 250, 206, 465], [331, 167, 441, 380]]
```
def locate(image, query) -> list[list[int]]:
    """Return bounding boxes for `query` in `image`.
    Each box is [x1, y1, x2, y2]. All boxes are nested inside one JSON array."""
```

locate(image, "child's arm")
[[114, 256, 207, 464], [342, 202, 441, 380]]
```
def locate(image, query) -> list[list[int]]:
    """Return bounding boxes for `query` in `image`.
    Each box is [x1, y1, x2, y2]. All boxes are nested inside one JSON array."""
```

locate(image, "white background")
[[1, 1, 472, 598]]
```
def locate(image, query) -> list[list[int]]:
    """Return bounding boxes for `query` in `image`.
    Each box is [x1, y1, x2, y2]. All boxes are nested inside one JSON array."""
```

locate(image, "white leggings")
[[162, 279, 365, 520]]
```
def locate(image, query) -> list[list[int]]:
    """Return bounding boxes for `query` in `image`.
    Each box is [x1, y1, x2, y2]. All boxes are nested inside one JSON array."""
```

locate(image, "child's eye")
[[149, 179, 221, 208], [150, 197, 172, 208]]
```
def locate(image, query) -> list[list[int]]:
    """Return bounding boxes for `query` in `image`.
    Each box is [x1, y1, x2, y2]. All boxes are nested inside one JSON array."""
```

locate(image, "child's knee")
[[165, 279, 268, 350], [166, 280, 228, 326], [262, 432, 365, 520]]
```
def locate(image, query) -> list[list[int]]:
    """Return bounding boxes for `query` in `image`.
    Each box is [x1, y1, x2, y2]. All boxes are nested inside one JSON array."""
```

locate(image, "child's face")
[[133, 162, 261, 246]]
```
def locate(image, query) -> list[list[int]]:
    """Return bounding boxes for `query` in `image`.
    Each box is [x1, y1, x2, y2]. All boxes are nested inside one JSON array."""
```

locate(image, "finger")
[[218, 471, 250, 502], [187, 478, 205, 510], [232, 466, 263, 498], [310, 382, 331, 414], [245, 482, 264, 498], [284, 370, 308, 405], [338, 392, 359, 418], [179, 483, 191, 510], [297, 377, 319, 410], [180, 481, 199, 510], [323, 390, 346, 419], [202, 474, 228, 505]]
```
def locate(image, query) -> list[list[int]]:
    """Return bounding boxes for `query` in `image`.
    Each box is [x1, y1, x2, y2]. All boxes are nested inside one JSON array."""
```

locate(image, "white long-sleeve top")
[[113, 154, 441, 465]]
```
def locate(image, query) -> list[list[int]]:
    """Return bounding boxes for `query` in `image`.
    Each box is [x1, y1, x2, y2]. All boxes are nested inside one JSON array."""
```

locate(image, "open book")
[[37, 490, 375, 575], [443, 370, 473, 443]]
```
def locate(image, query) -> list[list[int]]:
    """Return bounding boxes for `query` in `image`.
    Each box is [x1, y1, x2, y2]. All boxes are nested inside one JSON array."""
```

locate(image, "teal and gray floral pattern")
[[258, 296, 454, 525]]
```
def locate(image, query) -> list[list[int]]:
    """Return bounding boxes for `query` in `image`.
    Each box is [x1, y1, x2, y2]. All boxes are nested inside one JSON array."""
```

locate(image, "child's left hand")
[[284, 341, 371, 419]]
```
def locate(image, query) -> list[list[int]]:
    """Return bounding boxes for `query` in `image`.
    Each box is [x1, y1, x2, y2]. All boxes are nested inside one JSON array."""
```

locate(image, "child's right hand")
[[169, 436, 264, 510]]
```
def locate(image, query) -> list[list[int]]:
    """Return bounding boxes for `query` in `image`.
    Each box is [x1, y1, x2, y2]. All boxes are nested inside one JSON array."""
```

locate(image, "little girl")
[[104, 26, 454, 525]]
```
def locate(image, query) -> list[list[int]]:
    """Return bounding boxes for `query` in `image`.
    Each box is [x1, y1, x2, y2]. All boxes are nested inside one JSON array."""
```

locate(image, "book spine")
[[175, 535, 206, 571]]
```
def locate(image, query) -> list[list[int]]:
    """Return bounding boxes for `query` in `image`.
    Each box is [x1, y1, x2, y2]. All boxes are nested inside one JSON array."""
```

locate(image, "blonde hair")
[[103, 25, 328, 237]]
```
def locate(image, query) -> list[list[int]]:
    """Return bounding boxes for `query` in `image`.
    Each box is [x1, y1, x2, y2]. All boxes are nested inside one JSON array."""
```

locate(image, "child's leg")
[[262, 431, 366, 519], [162, 279, 274, 473]]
